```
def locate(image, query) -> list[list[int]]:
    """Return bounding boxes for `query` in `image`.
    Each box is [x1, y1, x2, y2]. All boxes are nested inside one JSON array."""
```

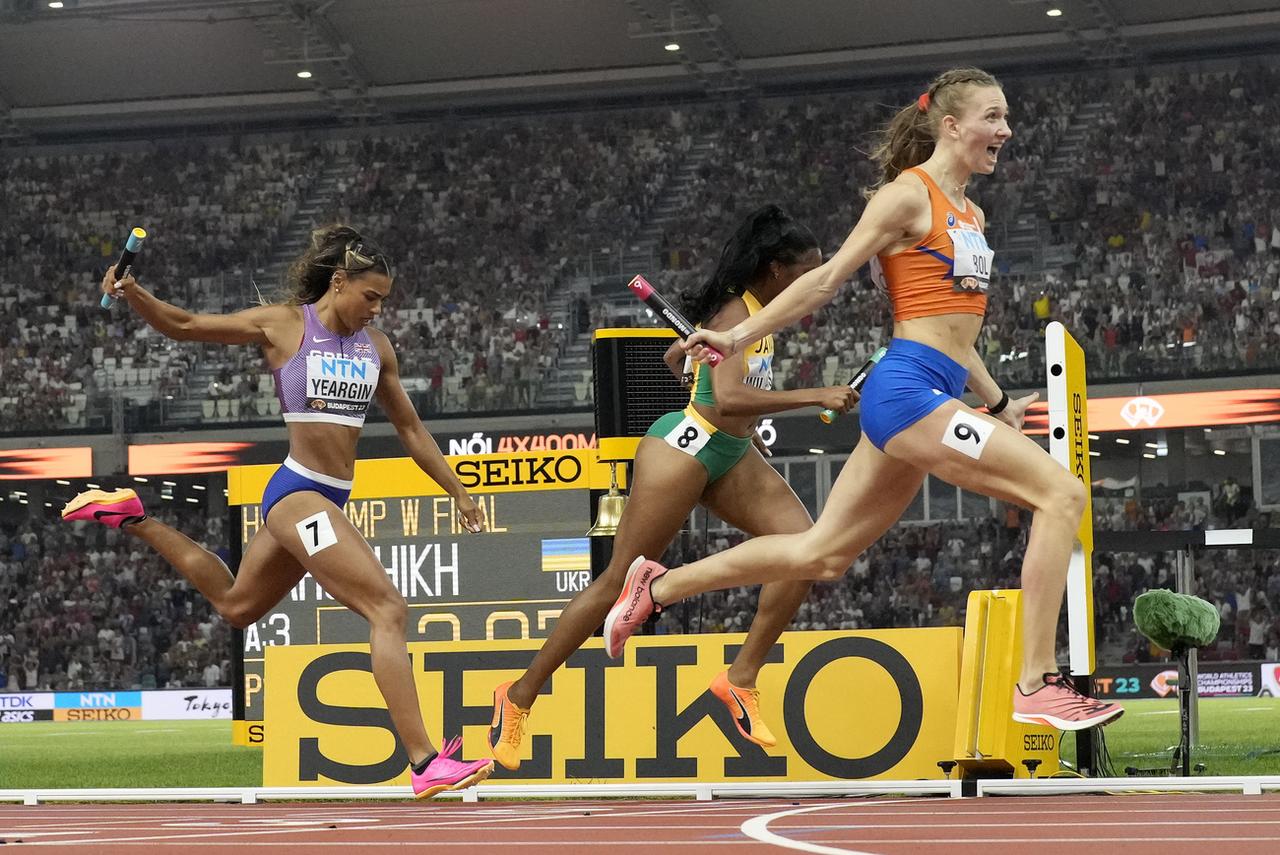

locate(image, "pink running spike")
[[603, 556, 667, 658], [411, 737, 494, 800], [1013, 673, 1125, 731], [61, 488, 146, 530]]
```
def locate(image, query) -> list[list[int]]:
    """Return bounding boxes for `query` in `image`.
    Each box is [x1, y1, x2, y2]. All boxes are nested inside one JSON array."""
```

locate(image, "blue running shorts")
[[858, 338, 970, 450], [260, 456, 353, 522]]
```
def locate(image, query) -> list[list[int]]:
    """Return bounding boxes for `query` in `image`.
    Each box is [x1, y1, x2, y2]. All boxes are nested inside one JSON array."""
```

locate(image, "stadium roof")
[[1, 0, 1277, 141]]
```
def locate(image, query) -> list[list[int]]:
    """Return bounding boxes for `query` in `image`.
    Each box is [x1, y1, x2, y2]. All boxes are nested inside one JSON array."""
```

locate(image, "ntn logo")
[[79, 692, 125, 707]]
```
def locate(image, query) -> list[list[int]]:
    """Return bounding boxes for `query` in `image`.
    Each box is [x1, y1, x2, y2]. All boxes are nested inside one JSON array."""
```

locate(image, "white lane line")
[[29, 814, 1280, 835], [0, 815, 314, 830], [52, 839, 1280, 849], [118, 837, 1280, 848], [753, 805, 1280, 819], [741, 803, 880, 855], [1227, 707, 1277, 713], [788, 819, 1280, 830], [0, 832, 86, 838], [161, 818, 375, 828], [738, 837, 1280, 847], [0, 843, 821, 848], [8, 805, 759, 846], [0, 801, 790, 837]]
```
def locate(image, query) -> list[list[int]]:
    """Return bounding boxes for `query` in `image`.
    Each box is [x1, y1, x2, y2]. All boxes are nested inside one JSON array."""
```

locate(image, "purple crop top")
[[274, 302, 382, 428]]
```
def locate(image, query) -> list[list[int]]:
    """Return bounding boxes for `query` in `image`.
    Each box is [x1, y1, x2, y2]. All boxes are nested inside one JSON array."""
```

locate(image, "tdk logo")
[[0, 696, 34, 708]]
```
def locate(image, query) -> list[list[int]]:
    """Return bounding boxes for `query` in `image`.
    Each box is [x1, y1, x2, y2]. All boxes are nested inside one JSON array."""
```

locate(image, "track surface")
[[2, 794, 1279, 853]]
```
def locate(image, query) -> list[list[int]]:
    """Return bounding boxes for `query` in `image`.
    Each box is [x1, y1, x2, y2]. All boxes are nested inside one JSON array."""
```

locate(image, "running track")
[[2, 794, 1279, 853]]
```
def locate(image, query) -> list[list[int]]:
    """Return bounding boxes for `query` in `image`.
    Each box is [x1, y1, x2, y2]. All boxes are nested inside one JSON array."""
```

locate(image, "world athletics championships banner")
[[263, 628, 962, 787]]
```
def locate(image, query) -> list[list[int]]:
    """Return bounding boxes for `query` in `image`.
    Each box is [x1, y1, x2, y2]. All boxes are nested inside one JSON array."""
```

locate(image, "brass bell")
[[587, 461, 627, 537]]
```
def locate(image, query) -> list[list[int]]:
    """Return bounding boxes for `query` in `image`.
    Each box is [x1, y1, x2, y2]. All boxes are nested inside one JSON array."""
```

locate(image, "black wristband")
[[987, 391, 1010, 415]]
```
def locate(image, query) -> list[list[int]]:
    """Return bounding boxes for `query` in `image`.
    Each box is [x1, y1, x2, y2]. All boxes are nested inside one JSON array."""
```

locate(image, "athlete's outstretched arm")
[[372, 330, 485, 533], [103, 270, 291, 346], [685, 182, 925, 362], [707, 299, 855, 417]]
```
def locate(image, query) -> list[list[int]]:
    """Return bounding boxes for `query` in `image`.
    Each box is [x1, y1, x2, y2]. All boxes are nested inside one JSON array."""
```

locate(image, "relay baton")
[[819, 345, 888, 424], [100, 227, 147, 309], [626, 274, 724, 366]]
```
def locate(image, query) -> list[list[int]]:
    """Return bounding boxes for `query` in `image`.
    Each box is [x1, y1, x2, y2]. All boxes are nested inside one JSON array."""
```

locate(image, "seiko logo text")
[[454, 456, 583, 489]]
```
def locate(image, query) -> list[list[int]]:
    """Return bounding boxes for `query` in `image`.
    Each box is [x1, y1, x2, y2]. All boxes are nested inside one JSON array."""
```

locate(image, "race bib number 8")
[[948, 228, 993, 293], [664, 415, 712, 457]]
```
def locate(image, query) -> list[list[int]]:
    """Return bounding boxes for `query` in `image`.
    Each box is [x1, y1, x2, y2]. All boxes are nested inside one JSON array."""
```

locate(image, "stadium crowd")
[[1, 138, 326, 433], [5, 65, 1280, 434], [0, 504, 231, 693], [5, 60, 1280, 692], [985, 64, 1280, 388], [658, 66, 1280, 394]]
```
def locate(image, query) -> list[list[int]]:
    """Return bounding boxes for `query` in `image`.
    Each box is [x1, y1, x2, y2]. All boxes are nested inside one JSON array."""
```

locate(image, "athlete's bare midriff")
[[285, 422, 362, 480], [689, 400, 758, 440], [894, 312, 985, 364]]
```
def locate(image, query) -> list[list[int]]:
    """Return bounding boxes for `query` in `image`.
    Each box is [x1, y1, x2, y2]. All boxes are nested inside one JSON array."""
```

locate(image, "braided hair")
[[868, 67, 1002, 192]]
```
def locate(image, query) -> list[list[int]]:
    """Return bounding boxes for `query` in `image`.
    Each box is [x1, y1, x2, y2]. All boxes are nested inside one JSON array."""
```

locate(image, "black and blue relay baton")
[[100, 227, 147, 309]]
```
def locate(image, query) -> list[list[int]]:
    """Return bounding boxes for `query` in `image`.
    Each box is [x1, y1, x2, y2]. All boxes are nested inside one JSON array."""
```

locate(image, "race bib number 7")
[[296, 510, 338, 556], [949, 228, 993, 293]]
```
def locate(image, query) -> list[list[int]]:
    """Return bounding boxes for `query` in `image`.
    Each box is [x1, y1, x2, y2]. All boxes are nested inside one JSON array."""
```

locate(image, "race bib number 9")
[[948, 228, 993, 293], [664, 415, 712, 457], [941, 410, 995, 460]]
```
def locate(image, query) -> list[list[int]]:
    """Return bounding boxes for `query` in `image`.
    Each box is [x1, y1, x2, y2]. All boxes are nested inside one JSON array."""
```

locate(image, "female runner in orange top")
[[603, 68, 1123, 732]]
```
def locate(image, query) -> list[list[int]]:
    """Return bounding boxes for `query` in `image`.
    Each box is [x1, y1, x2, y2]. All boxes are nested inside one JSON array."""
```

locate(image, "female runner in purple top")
[[63, 225, 494, 798]]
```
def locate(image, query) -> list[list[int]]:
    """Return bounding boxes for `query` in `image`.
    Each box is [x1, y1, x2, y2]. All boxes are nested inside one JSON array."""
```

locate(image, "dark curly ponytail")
[[680, 205, 818, 325], [283, 224, 393, 305]]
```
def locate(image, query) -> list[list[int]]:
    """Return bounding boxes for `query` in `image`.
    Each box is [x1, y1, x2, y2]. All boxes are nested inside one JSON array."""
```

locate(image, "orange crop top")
[[870, 167, 993, 322]]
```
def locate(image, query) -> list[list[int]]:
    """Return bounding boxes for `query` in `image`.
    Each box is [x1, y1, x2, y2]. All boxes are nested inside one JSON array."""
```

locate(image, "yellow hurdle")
[[953, 589, 1060, 779]]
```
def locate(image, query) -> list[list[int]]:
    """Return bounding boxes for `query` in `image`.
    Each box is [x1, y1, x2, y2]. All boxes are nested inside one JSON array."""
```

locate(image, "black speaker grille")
[[593, 335, 689, 439]]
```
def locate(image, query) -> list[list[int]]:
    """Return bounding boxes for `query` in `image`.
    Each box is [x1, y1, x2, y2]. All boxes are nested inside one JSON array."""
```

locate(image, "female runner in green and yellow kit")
[[489, 204, 858, 765]]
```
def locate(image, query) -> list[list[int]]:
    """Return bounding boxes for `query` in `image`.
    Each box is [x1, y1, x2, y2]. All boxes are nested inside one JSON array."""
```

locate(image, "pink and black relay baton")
[[626, 274, 724, 367]]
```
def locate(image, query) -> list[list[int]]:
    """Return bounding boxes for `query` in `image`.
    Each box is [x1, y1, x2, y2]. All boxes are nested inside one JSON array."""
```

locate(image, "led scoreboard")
[[228, 450, 615, 722]]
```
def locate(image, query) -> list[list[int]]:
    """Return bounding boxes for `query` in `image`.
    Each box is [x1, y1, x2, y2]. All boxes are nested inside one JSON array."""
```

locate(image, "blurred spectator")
[[6, 63, 1280, 435], [0, 502, 229, 691]]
